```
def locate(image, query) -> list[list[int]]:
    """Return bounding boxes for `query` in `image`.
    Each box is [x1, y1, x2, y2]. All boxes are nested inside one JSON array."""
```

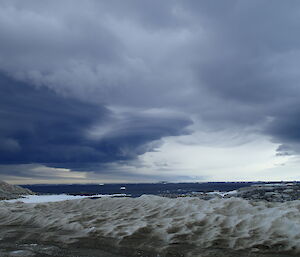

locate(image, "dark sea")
[[21, 182, 268, 197]]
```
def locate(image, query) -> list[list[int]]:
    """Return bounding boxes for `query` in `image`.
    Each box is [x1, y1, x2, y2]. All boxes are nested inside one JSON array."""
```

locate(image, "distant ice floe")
[[1, 195, 300, 256]]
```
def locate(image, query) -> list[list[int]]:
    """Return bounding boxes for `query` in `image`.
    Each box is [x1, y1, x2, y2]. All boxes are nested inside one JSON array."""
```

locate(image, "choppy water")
[[0, 195, 299, 257]]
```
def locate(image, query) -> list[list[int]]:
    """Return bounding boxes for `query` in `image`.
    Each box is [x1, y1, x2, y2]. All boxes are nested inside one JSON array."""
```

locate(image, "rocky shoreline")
[[161, 182, 300, 202], [232, 183, 300, 202], [0, 180, 34, 200]]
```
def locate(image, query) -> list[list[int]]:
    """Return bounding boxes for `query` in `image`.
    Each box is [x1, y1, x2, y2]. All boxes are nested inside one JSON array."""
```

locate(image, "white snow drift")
[[0, 196, 299, 256]]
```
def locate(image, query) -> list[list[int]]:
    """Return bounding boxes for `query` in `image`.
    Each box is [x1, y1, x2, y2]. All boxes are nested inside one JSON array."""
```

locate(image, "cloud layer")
[[1, 0, 300, 181]]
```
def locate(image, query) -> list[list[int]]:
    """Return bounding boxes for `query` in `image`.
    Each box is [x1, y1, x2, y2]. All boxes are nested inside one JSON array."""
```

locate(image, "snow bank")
[[0, 196, 299, 256], [4, 194, 126, 203]]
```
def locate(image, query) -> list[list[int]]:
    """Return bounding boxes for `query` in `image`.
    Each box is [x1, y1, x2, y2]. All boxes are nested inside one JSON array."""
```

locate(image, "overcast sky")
[[1, 0, 300, 184]]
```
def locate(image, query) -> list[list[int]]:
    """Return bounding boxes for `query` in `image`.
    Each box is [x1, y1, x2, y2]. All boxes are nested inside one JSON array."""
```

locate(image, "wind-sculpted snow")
[[0, 196, 299, 256]]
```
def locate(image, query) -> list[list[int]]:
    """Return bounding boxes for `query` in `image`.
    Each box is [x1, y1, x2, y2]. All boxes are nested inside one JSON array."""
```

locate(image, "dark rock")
[[234, 183, 300, 202], [161, 183, 300, 202]]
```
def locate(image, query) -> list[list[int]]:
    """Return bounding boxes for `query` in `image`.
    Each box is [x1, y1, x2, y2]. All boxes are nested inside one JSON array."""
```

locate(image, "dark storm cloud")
[[0, 74, 109, 164], [1, 0, 300, 179], [0, 74, 191, 169]]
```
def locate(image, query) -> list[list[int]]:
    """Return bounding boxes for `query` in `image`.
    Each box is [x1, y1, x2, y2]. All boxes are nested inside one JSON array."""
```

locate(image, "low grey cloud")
[[183, 0, 300, 154]]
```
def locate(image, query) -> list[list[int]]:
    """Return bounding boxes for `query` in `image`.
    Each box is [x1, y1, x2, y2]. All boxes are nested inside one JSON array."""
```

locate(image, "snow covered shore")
[[4, 193, 127, 203], [0, 195, 299, 257]]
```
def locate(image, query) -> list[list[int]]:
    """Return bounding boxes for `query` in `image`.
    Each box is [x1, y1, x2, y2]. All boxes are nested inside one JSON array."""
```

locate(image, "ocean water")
[[22, 182, 261, 197]]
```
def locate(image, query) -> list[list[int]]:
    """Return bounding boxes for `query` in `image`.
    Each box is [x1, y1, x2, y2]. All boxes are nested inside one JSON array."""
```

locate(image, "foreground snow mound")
[[0, 196, 299, 256], [4, 193, 127, 203]]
